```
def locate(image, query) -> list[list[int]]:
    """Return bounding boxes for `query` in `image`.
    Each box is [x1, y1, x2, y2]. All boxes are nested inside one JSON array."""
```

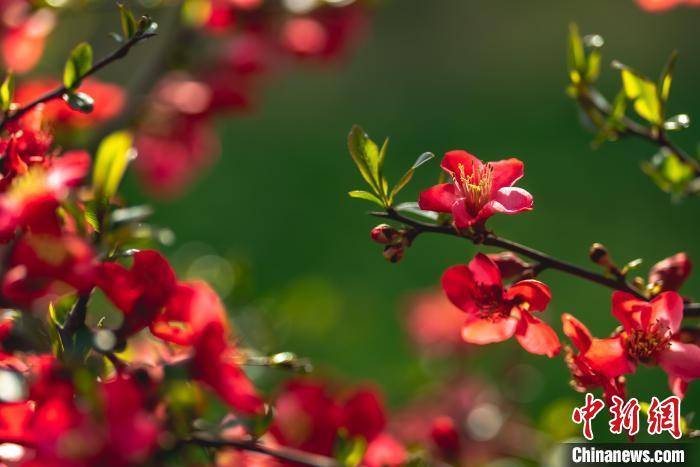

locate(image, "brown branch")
[[0, 30, 157, 131], [183, 435, 340, 467], [373, 209, 700, 318]]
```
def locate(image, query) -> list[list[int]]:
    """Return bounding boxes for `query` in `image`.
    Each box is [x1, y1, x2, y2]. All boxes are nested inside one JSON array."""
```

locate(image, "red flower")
[[613, 291, 700, 397], [404, 290, 471, 357], [0, 150, 90, 241], [96, 250, 177, 337], [430, 416, 460, 457], [441, 253, 560, 357], [363, 433, 407, 467], [636, 0, 700, 11], [648, 252, 692, 292], [0, 6, 55, 74], [562, 313, 633, 402], [419, 151, 533, 229], [2, 233, 96, 305]]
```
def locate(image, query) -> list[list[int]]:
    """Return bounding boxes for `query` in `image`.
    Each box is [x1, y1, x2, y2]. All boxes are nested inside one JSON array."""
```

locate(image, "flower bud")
[[648, 252, 692, 292], [430, 416, 460, 456], [588, 243, 610, 265], [487, 252, 532, 280], [371, 224, 400, 244], [383, 244, 404, 263]]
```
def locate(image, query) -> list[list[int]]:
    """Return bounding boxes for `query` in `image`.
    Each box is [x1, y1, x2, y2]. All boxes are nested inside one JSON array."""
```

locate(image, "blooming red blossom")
[[404, 290, 471, 356], [562, 313, 634, 402], [648, 252, 692, 293], [441, 253, 560, 357], [612, 291, 700, 398], [636, 0, 700, 12], [0, 3, 55, 74], [419, 150, 533, 229]]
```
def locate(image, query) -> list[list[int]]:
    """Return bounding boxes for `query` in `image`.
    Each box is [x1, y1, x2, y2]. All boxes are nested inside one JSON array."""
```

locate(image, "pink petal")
[[562, 313, 593, 352], [441, 265, 478, 314], [451, 198, 480, 229], [489, 158, 524, 192], [515, 311, 560, 357], [650, 291, 683, 334], [486, 187, 533, 214], [440, 150, 482, 176], [468, 253, 502, 287], [667, 375, 689, 399], [506, 279, 551, 312], [658, 341, 700, 382], [418, 183, 457, 213], [611, 291, 648, 332], [461, 315, 517, 345]]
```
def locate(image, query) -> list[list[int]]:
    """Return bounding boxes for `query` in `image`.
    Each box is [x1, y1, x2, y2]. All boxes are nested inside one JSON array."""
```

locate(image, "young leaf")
[[567, 23, 585, 79], [394, 202, 440, 221], [93, 131, 134, 202], [348, 190, 384, 206], [0, 73, 14, 112], [614, 62, 662, 125], [348, 125, 385, 201], [62, 91, 94, 113], [390, 152, 435, 202], [659, 50, 678, 105], [119, 3, 137, 39], [63, 42, 93, 90]]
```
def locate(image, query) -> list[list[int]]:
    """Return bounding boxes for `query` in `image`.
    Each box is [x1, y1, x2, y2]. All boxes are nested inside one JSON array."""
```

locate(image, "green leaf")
[[641, 149, 694, 196], [659, 50, 678, 105], [586, 49, 602, 83], [92, 131, 134, 202], [62, 91, 94, 113], [334, 434, 367, 467], [348, 190, 383, 206], [567, 23, 585, 77], [63, 42, 93, 90], [119, 3, 137, 39], [347, 125, 386, 201], [394, 201, 440, 221], [0, 73, 14, 112], [390, 152, 435, 202], [615, 62, 662, 125]]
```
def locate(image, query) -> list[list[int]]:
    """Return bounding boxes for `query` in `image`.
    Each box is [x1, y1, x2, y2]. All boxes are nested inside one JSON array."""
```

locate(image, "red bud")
[[649, 252, 692, 292], [430, 416, 460, 456], [371, 224, 400, 244]]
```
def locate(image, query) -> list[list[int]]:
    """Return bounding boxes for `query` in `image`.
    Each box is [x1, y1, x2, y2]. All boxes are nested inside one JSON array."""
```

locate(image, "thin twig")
[[184, 435, 341, 467], [0, 30, 157, 131], [373, 209, 700, 318]]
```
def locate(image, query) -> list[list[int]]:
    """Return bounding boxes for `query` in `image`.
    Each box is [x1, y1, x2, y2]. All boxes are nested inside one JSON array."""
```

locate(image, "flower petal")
[[441, 265, 477, 314], [468, 253, 502, 287], [611, 291, 648, 332], [486, 187, 533, 214], [515, 311, 560, 357], [418, 183, 457, 213], [461, 315, 517, 345], [451, 198, 479, 229], [658, 341, 700, 382], [562, 313, 593, 352], [650, 291, 683, 334], [489, 158, 524, 191], [585, 336, 635, 378], [440, 150, 482, 176], [506, 279, 551, 312]]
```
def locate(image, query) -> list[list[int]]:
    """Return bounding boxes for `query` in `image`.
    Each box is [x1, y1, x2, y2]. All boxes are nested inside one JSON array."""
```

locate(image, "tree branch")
[[373, 208, 700, 318], [183, 435, 340, 467], [0, 30, 157, 131]]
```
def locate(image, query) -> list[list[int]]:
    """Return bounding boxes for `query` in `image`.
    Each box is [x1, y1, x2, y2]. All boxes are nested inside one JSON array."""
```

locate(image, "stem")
[[59, 293, 90, 341], [374, 209, 700, 317], [184, 435, 340, 467], [578, 89, 700, 175], [0, 30, 157, 131]]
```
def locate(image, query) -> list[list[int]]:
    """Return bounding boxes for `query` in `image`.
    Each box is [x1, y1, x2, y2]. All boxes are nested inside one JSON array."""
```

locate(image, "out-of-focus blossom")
[[442, 253, 560, 357], [648, 252, 692, 293], [636, 0, 700, 12], [419, 151, 533, 229], [15, 78, 126, 128], [403, 289, 471, 357], [612, 291, 700, 397], [0, 3, 55, 74], [270, 379, 405, 464]]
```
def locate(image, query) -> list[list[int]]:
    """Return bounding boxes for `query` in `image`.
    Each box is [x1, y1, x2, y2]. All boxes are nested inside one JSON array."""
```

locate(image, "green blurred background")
[[113, 0, 700, 438]]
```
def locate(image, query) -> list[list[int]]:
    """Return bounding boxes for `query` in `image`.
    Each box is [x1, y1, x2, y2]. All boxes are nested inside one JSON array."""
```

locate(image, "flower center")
[[473, 284, 507, 320], [454, 162, 493, 215], [625, 321, 671, 363]]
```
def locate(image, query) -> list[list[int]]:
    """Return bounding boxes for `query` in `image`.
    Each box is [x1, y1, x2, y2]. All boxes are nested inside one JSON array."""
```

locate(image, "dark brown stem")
[[0, 30, 156, 131], [184, 435, 340, 467], [373, 209, 700, 317]]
